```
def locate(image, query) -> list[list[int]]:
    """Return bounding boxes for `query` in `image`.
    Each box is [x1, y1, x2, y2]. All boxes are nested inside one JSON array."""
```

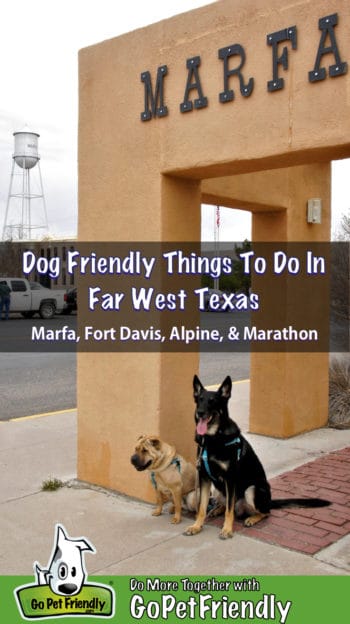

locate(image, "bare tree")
[[336, 212, 350, 241], [331, 211, 350, 320], [0, 241, 24, 277]]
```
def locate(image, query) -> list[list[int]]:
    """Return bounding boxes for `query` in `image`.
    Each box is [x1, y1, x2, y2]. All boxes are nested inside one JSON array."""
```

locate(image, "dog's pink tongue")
[[197, 418, 208, 435]]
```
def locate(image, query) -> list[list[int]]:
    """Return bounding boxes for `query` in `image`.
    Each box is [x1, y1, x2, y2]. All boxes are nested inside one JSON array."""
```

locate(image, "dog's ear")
[[149, 437, 161, 449], [217, 376, 232, 399], [193, 375, 204, 399]]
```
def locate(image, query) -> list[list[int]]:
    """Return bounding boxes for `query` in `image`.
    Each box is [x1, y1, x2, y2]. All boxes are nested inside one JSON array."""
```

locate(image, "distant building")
[[0, 239, 76, 290]]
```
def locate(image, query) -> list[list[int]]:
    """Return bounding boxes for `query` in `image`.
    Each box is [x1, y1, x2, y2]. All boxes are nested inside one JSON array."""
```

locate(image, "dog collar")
[[171, 457, 181, 472], [200, 436, 242, 482], [225, 436, 242, 461], [150, 456, 181, 489], [150, 471, 158, 489], [201, 448, 214, 481]]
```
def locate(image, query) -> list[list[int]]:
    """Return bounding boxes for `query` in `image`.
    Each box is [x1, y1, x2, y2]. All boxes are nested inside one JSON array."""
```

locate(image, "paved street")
[[0, 310, 345, 419], [0, 313, 251, 420], [0, 352, 76, 420]]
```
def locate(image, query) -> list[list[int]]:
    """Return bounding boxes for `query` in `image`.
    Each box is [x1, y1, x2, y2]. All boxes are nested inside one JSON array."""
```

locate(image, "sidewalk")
[[1, 381, 350, 576]]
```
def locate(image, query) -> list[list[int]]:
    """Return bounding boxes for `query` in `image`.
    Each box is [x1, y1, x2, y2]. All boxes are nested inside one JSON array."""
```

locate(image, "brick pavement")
[[207, 446, 350, 554]]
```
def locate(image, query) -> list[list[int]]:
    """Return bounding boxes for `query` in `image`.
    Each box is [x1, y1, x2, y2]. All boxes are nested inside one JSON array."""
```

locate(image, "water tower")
[[2, 126, 49, 240]]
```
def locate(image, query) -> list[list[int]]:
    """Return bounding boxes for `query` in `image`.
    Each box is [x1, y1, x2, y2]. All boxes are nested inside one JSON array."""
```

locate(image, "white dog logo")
[[34, 524, 95, 596]]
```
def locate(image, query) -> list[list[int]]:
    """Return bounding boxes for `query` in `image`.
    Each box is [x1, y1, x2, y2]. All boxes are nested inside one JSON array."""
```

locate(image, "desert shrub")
[[329, 357, 350, 429]]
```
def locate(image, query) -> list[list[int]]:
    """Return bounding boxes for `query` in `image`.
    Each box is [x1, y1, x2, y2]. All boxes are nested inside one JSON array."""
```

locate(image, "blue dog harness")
[[201, 437, 241, 482], [150, 456, 181, 489]]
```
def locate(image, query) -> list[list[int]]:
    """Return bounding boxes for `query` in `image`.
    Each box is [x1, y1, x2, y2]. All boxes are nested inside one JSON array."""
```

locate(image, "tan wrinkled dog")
[[130, 435, 197, 524]]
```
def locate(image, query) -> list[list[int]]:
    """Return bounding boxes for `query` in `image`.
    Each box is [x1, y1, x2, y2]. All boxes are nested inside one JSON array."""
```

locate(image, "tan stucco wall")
[[79, 0, 350, 189], [78, 0, 348, 498]]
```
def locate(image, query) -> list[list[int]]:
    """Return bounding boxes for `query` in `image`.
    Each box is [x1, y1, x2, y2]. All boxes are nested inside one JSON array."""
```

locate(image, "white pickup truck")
[[0, 278, 67, 319]]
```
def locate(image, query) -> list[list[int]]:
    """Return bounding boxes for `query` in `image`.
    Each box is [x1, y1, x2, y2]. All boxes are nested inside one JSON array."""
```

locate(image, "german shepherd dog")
[[185, 375, 330, 539]]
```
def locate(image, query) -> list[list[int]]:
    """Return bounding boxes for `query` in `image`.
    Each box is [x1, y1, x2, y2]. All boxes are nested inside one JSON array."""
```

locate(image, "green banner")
[[15, 582, 114, 619], [0, 575, 348, 623]]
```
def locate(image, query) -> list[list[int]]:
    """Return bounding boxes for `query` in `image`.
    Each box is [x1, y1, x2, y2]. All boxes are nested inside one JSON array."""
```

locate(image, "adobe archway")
[[78, 0, 349, 500]]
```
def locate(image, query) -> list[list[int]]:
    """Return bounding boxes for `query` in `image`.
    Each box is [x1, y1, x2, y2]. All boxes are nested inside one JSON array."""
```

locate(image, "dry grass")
[[329, 358, 350, 429], [41, 477, 65, 492]]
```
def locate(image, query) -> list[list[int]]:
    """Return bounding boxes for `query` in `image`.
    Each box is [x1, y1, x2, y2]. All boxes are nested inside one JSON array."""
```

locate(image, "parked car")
[[0, 278, 67, 319], [65, 287, 77, 314], [29, 281, 50, 290]]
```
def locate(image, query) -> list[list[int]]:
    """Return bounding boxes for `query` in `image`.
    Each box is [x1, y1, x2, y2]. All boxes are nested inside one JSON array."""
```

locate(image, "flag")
[[216, 206, 220, 228]]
